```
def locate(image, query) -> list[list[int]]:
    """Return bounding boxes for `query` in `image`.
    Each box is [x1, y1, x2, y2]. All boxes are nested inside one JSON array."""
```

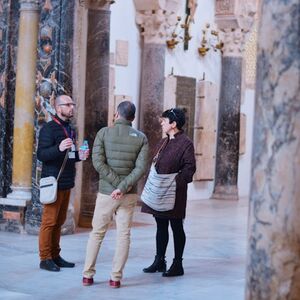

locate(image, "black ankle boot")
[[162, 258, 184, 277], [143, 255, 166, 273]]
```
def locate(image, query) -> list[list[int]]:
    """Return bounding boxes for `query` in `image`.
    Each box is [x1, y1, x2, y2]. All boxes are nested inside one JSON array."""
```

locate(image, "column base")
[[0, 186, 32, 206], [211, 185, 239, 201]]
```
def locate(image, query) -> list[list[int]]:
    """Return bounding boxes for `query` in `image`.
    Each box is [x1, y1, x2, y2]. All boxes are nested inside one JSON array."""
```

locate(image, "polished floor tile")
[[0, 197, 248, 300]]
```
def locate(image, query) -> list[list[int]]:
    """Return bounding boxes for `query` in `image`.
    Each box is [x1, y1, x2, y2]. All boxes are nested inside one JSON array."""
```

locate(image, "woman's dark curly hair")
[[161, 108, 186, 130]]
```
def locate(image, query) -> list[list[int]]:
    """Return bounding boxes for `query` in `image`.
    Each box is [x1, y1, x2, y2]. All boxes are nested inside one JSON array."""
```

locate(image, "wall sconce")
[[166, 15, 193, 50], [166, 16, 183, 50], [198, 23, 223, 57]]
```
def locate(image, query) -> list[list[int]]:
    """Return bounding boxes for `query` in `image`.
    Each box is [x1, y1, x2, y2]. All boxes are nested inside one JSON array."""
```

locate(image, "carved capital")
[[81, 0, 113, 10], [220, 28, 248, 57], [136, 9, 178, 44], [19, 0, 39, 11], [134, 0, 180, 44]]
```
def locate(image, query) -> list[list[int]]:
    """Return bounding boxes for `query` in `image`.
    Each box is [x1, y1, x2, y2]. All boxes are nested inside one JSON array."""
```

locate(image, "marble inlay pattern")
[[244, 19, 258, 88], [79, 9, 110, 226], [25, 0, 75, 234], [246, 0, 300, 298]]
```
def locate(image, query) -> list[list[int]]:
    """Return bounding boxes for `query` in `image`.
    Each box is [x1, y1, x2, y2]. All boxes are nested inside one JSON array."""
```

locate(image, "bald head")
[[55, 95, 73, 108], [54, 95, 75, 121]]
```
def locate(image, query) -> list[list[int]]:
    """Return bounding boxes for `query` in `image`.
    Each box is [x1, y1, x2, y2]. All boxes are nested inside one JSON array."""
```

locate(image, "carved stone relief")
[[134, 0, 181, 44]]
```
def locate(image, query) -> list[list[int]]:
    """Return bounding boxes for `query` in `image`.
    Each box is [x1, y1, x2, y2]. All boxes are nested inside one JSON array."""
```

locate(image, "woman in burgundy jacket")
[[141, 108, 196, 277]]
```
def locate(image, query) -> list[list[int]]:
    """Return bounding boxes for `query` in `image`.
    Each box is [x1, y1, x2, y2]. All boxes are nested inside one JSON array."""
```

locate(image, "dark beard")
[[61, 111, 73, 121]]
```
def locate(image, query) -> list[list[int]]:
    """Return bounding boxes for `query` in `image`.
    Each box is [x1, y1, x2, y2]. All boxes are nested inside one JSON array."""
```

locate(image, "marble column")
[[211, 1, 256, 200], [246, 0, 300, 299], [79, 0, 111, 227], [0, 0, 39, 207], [134, 0, 181, 153]]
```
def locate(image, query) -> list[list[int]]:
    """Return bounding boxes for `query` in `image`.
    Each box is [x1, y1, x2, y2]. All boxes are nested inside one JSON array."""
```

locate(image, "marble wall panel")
[[194, 81, 219, 181], [163, 75, 177, 112]]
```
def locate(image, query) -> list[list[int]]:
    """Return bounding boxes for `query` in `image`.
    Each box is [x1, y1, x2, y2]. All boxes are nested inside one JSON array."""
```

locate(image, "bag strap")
[[57, 150, 69, 180], [153, 138, 168, 164]]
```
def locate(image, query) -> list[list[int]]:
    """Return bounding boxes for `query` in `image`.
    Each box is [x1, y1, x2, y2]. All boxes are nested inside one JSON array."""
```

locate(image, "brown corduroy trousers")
[[39, 189, 71, 260]]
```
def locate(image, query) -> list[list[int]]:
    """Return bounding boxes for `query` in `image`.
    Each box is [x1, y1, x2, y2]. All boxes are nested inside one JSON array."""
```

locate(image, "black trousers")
[[155, 217, 186, 259]]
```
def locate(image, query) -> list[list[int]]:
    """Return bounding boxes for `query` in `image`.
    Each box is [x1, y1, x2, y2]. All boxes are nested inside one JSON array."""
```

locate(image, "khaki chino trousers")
[[83, 192, 137, 281]]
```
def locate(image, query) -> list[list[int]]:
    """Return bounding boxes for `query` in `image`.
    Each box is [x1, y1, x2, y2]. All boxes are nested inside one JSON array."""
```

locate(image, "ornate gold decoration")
[[198, 24, 223, 57]]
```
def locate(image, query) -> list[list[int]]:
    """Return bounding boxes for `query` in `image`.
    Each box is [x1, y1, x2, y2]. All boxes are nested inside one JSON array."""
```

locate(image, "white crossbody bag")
[[39, 151, 69, 205]]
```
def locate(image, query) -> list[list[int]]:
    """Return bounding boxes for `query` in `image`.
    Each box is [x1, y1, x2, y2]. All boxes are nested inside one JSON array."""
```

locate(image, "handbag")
[[39, 151, 69, 204], [141, 139, 178, 211], [141, 165, 178, 211]]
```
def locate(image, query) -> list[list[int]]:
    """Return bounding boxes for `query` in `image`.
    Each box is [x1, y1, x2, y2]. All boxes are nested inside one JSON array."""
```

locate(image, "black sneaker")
[[53, 256, 75, 268], [40, 259, 60, 272]]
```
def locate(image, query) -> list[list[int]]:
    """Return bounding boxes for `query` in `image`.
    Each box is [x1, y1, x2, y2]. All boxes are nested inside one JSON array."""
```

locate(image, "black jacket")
[[37, 116, 79, 190]]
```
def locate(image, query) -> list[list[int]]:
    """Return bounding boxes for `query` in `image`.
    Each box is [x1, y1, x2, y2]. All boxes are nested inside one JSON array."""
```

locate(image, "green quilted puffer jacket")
[[92, 118, 149, 195]]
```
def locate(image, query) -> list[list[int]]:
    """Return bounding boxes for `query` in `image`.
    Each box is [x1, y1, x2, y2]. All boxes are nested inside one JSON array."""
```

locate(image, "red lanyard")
[[52, 116, 74, 139]]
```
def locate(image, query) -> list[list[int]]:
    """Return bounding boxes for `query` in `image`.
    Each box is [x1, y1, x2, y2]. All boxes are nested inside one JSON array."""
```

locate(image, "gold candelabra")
[[198, 23, 223, 57]]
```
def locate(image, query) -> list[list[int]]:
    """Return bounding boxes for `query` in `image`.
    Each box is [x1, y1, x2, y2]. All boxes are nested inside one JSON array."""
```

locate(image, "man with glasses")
[[37, 94, 89, 272]]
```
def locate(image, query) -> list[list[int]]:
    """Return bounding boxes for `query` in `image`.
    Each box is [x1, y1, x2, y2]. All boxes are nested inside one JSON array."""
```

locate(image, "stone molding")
[[81, 0, 112, 10], [215, 0, 257, 30], [19, 0, 39, 11]]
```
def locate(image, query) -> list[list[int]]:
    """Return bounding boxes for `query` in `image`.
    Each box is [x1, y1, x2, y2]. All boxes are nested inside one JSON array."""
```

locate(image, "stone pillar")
[[134, 0, 181, 152], [211, 0, 256, 200], [78, 0, 111, 227], [246, 0, 300, 299], [0, 0, 39, 207]]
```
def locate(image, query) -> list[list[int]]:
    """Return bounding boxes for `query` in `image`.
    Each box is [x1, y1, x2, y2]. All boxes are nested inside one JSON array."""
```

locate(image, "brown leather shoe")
[[82, 277, 94, 286], [109, 279, 121, 288]]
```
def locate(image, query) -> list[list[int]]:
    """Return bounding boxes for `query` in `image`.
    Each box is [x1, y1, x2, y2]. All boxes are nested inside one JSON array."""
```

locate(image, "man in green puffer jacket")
[[82, 101, 148, 288]]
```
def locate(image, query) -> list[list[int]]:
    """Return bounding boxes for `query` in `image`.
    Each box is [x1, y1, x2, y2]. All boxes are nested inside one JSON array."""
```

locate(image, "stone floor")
[[0, 197, 248, 300]]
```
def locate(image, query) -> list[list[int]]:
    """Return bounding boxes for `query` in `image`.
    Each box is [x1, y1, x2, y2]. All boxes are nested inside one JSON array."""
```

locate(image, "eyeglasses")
[[59, 103, 76, 107]]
